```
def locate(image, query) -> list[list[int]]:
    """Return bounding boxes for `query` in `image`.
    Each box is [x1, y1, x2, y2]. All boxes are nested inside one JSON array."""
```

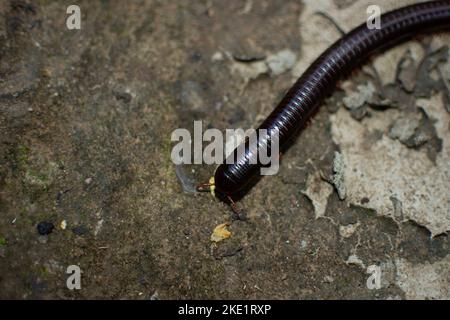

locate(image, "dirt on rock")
[[0, 0, 448, 299]]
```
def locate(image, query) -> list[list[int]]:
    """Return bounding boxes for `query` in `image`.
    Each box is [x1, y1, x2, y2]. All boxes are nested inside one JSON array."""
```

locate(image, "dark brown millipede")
[[199, 1, 450, 199]]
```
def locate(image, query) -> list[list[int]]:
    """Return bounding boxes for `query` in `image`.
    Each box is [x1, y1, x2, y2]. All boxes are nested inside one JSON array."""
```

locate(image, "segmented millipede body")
[[213, 0, 450, 196]]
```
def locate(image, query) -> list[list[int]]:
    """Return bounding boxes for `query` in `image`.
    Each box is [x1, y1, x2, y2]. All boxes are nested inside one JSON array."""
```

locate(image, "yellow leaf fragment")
[[210, 223, 231, 242]]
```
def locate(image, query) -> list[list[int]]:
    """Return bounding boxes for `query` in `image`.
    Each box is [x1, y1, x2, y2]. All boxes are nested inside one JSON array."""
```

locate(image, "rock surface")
[[0, 0, 448, 299]]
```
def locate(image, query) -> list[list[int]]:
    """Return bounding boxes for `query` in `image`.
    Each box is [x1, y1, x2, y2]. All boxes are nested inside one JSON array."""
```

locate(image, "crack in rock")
[[301, 171, 333, 219]]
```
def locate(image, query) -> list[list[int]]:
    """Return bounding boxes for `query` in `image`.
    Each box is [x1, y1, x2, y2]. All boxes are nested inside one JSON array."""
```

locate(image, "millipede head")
[[196, 176, 216, 196]]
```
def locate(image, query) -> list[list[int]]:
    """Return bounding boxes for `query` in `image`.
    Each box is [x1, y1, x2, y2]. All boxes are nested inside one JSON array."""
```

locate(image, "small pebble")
[[37, 221, 54, 235], [114, 91, 132, 103], [211, 51, 224, 61], [300, 240, 308, 248]]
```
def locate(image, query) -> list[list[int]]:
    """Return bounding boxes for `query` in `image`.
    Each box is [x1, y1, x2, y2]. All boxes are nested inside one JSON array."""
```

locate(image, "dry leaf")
[[210, 223, 231, 242]]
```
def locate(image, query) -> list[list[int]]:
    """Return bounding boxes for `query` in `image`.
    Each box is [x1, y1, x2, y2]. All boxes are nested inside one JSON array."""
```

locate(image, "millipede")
[[198, 1, 450, 202]]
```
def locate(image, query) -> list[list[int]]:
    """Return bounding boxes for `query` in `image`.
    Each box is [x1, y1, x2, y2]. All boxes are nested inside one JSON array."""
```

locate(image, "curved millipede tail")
[[213, 0, 450, 196]]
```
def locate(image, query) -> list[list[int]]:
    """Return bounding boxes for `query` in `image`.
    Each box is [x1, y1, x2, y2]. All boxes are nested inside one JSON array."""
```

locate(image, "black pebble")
[[37, 221, 54, 235], [113, 91, 132, 103]]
